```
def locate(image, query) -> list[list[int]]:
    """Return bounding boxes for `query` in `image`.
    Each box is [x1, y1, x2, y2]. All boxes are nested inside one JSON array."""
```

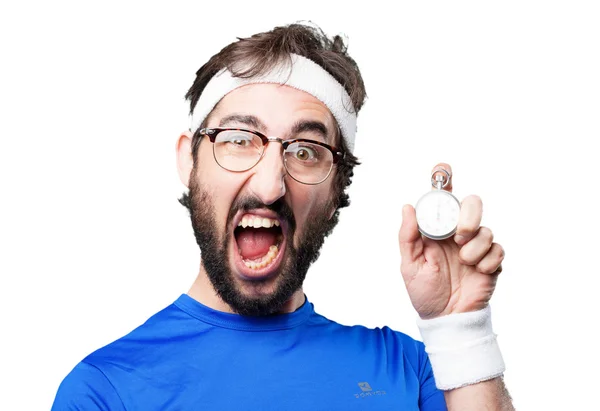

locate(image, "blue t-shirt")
[[53, 295, 447, 410]]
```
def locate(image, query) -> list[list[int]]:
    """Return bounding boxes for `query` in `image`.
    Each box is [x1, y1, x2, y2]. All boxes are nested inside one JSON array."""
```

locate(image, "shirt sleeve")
[[418, 346, 447, 411], [51, 361, 126, 411]]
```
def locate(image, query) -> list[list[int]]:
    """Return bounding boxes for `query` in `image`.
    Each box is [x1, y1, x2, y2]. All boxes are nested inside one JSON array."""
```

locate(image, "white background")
[[1, 1, 598, 409]]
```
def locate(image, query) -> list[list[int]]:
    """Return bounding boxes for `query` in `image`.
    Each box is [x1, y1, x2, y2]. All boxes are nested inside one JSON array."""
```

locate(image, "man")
[[53, 23, 513, 410]]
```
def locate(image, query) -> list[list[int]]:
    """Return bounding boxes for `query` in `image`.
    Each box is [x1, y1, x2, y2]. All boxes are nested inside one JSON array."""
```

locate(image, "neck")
[[187, 262, 305, 315]]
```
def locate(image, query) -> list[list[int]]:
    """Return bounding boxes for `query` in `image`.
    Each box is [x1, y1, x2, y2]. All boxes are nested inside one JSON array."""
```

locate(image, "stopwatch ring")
[[431, 168, 451, 188]]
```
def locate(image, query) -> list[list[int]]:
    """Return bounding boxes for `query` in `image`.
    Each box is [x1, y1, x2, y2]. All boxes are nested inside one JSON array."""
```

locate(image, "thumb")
[[399, 204, 423, 264]]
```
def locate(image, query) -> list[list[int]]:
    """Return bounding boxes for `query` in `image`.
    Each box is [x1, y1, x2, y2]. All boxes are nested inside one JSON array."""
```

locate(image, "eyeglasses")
[[198, 127, 345, 185]]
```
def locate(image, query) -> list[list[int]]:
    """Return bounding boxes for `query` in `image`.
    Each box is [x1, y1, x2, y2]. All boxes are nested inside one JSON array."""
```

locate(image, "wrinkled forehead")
[[190, 54, 356, 151], [208, 84, 339, 144]]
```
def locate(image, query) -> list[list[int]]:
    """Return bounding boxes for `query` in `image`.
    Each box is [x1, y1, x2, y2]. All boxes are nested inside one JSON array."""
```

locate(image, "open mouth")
[[232, 212, 286, 276]]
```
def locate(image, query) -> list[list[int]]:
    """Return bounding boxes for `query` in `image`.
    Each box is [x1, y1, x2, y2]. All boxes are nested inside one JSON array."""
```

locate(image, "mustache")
[[227, 196, 295, 229]]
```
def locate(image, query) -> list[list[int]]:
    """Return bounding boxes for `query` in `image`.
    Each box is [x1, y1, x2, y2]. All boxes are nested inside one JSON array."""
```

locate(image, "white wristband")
[[417, 305, 506, 390]]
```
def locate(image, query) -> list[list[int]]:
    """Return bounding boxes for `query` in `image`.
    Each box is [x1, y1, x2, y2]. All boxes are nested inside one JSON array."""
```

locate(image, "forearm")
[[443, 376, 514, 411], [417, 306, 514, 409]]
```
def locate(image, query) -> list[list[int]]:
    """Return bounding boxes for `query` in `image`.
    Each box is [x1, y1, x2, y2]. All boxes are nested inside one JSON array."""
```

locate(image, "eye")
[[228, 134, 252, 146], [290, 144, 318, 161], [215, 130, 258, 149]]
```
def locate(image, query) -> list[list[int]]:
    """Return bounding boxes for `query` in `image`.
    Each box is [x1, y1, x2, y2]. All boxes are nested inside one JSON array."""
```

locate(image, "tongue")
[[236, 228, 278, 260]]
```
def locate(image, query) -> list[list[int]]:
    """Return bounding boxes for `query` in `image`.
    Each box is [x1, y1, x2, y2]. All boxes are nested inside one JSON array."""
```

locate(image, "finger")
[[454, 195, 483, 245], [431, 163, 453, 193], [475, 243, 505, 274], [399, 204, 424, 264], [458, 226, 494, 265]]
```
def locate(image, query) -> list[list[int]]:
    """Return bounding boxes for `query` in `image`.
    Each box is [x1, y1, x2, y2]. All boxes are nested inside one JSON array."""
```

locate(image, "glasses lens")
[[284, 141, 334, 184], [213, 130, 263, 171]]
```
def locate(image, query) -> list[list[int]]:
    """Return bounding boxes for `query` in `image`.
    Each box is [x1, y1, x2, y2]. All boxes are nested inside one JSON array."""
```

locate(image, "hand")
[[399, 163, 505, 319]]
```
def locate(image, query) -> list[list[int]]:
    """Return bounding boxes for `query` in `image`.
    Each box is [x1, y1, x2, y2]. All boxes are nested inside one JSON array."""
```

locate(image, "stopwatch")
[[415, 169, 461, 240]]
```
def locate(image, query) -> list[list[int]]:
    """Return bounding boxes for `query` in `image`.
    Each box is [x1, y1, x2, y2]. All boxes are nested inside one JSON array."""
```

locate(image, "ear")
[[176, 130, 194, 188]]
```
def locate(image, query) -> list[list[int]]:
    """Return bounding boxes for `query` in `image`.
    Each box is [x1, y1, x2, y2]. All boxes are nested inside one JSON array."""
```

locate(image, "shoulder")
[[86, 299, 195, 364], [309, 311, 430, 376], [53, 300, 191, 409], [310, 310, 424, 348], [52, 361, 125, 410]]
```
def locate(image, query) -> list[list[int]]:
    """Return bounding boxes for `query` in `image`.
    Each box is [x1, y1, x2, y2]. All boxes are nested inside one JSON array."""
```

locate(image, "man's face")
[[187, 84, 339, 316]]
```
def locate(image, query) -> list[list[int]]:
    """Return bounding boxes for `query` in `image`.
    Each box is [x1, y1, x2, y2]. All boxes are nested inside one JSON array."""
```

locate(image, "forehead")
[[209, 84, 337, 137]]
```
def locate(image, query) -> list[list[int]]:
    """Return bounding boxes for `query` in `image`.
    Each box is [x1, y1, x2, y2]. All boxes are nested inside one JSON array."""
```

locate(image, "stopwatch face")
[[415, 190, 461, 240]]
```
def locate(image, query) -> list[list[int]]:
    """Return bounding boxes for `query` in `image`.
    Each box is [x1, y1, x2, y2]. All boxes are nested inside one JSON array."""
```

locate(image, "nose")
[[247, 141, 287, 205]]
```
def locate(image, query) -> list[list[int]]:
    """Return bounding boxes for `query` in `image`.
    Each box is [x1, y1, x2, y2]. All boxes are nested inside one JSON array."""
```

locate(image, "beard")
[[183, 175, 338, 316]]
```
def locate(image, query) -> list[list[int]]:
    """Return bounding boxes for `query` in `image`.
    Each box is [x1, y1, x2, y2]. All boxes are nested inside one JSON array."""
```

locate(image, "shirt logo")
[[354, 382, 387, 399]]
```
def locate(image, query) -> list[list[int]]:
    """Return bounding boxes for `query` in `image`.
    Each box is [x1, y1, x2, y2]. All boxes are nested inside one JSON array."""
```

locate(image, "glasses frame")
[[199, 127, 346, 185]]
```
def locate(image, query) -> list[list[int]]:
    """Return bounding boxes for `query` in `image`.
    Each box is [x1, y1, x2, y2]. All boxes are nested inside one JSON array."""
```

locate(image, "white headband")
[[190, 53, 357, 152]]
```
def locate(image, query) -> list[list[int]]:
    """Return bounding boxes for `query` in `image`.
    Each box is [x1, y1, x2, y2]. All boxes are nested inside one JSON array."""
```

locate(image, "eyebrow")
[[291, 120, 331, 144], [219, 114, 267, 131], [218, 114, 332, 144]]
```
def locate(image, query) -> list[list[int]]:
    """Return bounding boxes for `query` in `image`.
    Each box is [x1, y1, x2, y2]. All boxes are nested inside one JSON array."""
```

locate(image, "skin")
[[177, 83, 513, 409], [399, 163, 505, 320], [176, 83, 338, 314], [399, 163, 514, 409]]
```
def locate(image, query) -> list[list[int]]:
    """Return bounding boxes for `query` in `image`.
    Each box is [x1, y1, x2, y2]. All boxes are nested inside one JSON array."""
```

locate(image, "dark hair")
[[182, 22, 366, 217]]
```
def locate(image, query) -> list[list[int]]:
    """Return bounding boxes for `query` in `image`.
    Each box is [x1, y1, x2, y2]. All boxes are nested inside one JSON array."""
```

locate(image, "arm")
[[444, 377, 514, 411], [399, 163, 515, 410]]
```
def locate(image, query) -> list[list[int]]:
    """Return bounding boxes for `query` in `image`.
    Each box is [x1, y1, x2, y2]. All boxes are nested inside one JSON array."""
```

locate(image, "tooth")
[[262, 218, 272, 228], [241, 216, 248, 228], [241, 243, 280, 271], [274, 220, 280, 227]]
